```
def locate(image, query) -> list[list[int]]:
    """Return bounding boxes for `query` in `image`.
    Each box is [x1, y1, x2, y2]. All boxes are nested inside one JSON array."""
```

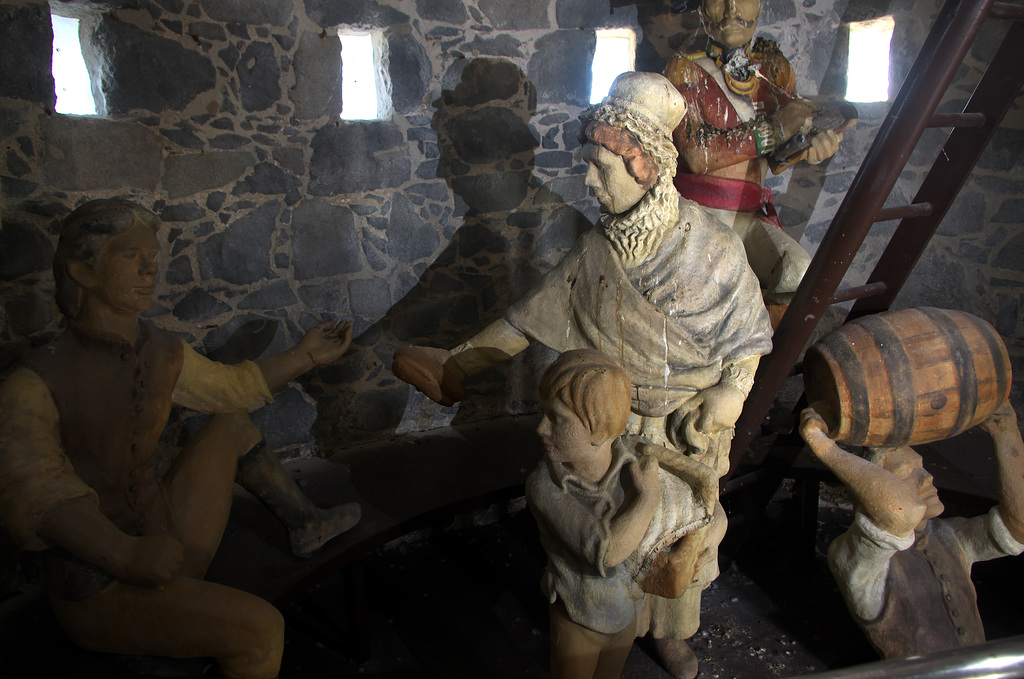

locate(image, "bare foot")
[[289, 502, 361, 558], [654, 637, 698, 679]]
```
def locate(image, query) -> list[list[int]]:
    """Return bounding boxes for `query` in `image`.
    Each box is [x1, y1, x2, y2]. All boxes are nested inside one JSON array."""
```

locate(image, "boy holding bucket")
[[527, 349, 716, 679]]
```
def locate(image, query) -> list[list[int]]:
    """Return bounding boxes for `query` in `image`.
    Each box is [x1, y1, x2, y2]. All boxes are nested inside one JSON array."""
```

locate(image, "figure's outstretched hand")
[[393, 346, 465, 406], [298, 320, 353, 367], [116, 534, 185, 587]]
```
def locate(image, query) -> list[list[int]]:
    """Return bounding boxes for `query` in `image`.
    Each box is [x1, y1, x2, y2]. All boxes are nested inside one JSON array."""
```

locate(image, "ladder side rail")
[[990, 2, 1024, 20], [724, 0, 995, 482], [849, 19, 1024, 318]]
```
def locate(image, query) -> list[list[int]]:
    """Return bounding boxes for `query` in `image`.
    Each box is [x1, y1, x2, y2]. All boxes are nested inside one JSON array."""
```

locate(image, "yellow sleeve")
[[0, 368, 98, 551], [172, 342, 274, 414]]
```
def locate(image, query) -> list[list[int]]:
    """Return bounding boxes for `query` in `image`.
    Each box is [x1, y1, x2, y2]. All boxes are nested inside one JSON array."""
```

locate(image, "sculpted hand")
[[774, 99, 815, 141], [695, 383, 746, 434], [799, 408, 835, 456], [298, 320, 353, 367], [115, 534, 185, 587], [799, 407, 830, 439], [392, 346, 465, 406], [629, 450, 661, 501], [978, 401, 1018, 437], [806, 128, 843, 165], [638, 531, 701, 599]]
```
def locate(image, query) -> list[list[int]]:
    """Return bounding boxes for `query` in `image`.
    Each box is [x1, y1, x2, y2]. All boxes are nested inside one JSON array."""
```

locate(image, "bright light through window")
[[846, 16, 895, 103], [339, 30, 390, 121], [51, 14, 97, 115], [590, 29, 636, 104]]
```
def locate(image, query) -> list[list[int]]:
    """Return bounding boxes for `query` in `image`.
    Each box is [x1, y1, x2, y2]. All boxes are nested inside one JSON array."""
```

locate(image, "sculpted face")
[[701, 0, 762, 49], [74, 221, 160, 317], [881, 448, 945, 527], [537, 398, 597, 470], [583, 143, 648, 215]]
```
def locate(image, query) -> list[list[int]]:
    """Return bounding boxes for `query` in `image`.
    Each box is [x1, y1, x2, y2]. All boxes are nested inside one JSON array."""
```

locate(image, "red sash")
[[674, 173, 782, 229]]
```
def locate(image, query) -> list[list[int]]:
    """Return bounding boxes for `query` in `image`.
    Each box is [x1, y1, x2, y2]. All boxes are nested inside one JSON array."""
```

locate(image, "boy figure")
[[800, 405, 1024, 659], [0, 199, 360, 678], [528, 349, 715, 679]]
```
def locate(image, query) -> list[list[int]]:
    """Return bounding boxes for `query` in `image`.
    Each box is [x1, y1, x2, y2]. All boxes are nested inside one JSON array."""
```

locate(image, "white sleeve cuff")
[[988, 507, 1024, 556], [852, 511, 917, 552]]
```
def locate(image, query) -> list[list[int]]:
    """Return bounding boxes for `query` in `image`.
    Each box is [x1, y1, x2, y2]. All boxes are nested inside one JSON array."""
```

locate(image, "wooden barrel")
[[803, 307, 1011, 447]]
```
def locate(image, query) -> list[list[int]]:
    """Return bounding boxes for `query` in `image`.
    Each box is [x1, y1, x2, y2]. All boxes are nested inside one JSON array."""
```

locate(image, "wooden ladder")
[[720, 0, 1024, 552]]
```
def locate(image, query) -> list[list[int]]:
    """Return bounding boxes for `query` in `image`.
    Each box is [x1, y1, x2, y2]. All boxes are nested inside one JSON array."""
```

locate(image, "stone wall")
[[1, 0, 1022, 463]]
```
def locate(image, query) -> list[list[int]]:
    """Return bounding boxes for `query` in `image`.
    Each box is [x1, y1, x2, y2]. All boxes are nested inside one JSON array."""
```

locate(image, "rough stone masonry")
[[0, 0, 1022, 459]]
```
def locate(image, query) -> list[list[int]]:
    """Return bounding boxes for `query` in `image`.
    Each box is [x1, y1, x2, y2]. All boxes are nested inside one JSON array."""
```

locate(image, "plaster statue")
[[394, 71, 773, 679], [528, 349, 716, 679], [0, 199, 360, 679], [800, 405, 1024, 658], [666, 0, 854, 316]]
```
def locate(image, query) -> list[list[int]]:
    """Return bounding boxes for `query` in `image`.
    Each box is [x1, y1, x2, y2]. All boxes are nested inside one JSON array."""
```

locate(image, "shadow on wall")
[[323, 58, 593, 444]]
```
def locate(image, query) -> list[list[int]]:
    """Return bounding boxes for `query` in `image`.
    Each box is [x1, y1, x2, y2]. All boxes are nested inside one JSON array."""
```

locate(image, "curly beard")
[[601, 172, 680, 268]]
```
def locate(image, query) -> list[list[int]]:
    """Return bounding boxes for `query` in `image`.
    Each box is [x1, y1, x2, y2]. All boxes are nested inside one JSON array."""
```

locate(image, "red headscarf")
[[579, 121, 659, 191]]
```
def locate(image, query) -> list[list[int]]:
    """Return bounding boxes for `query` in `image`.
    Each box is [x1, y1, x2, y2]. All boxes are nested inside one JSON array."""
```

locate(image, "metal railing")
[[796, 635, 1024, 679]]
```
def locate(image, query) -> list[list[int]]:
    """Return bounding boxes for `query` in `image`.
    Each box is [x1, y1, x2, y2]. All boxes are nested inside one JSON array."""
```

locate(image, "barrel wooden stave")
[[803, 307, 1010, 447]]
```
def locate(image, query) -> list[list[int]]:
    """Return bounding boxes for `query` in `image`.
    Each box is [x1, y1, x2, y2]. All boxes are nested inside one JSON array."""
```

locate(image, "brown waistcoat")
[[24, 321, 184, 599], [862, 522, 986, 658]]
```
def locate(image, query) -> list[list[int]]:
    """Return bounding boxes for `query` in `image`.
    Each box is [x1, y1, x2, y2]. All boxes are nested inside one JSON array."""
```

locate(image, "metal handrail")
[[795, 635, 1024, 679]]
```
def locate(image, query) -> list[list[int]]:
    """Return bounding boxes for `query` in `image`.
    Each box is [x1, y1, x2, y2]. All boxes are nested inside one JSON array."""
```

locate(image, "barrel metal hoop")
[[857, 314, 916, 445], [825, 334, 871, 444]]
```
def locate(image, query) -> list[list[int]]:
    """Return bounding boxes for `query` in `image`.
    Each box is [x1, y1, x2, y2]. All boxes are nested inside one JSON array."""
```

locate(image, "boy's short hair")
[[54, 199, 160, 319], [539, 349, 632, 445]]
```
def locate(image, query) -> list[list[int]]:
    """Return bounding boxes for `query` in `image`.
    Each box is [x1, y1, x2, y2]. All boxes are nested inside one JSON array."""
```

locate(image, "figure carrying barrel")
[[798, 307, 1024, 659]]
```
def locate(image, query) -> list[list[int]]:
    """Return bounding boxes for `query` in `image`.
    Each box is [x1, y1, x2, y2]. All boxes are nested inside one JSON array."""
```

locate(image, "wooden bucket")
[[803, 307, 1011, 447]]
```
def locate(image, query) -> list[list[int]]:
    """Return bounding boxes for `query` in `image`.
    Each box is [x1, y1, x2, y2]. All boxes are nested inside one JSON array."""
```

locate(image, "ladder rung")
[[829, 282, 888, 305], [874, 203, 933, 222], [991, 2, 1024, 20], [927, 112, 987, 128]]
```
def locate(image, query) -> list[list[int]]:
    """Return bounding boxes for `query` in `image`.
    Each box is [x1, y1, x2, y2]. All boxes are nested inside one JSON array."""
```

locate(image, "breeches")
[[51, 576, 284, 679]]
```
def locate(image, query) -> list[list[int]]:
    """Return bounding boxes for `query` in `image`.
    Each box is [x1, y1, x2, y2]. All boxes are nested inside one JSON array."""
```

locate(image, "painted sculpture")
[[0, 200, 360, 678], [394, 71, 773, 679], [666, 0, 854, 318], [528, 349, 716, 679], [798, 308, 1024, 659]]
